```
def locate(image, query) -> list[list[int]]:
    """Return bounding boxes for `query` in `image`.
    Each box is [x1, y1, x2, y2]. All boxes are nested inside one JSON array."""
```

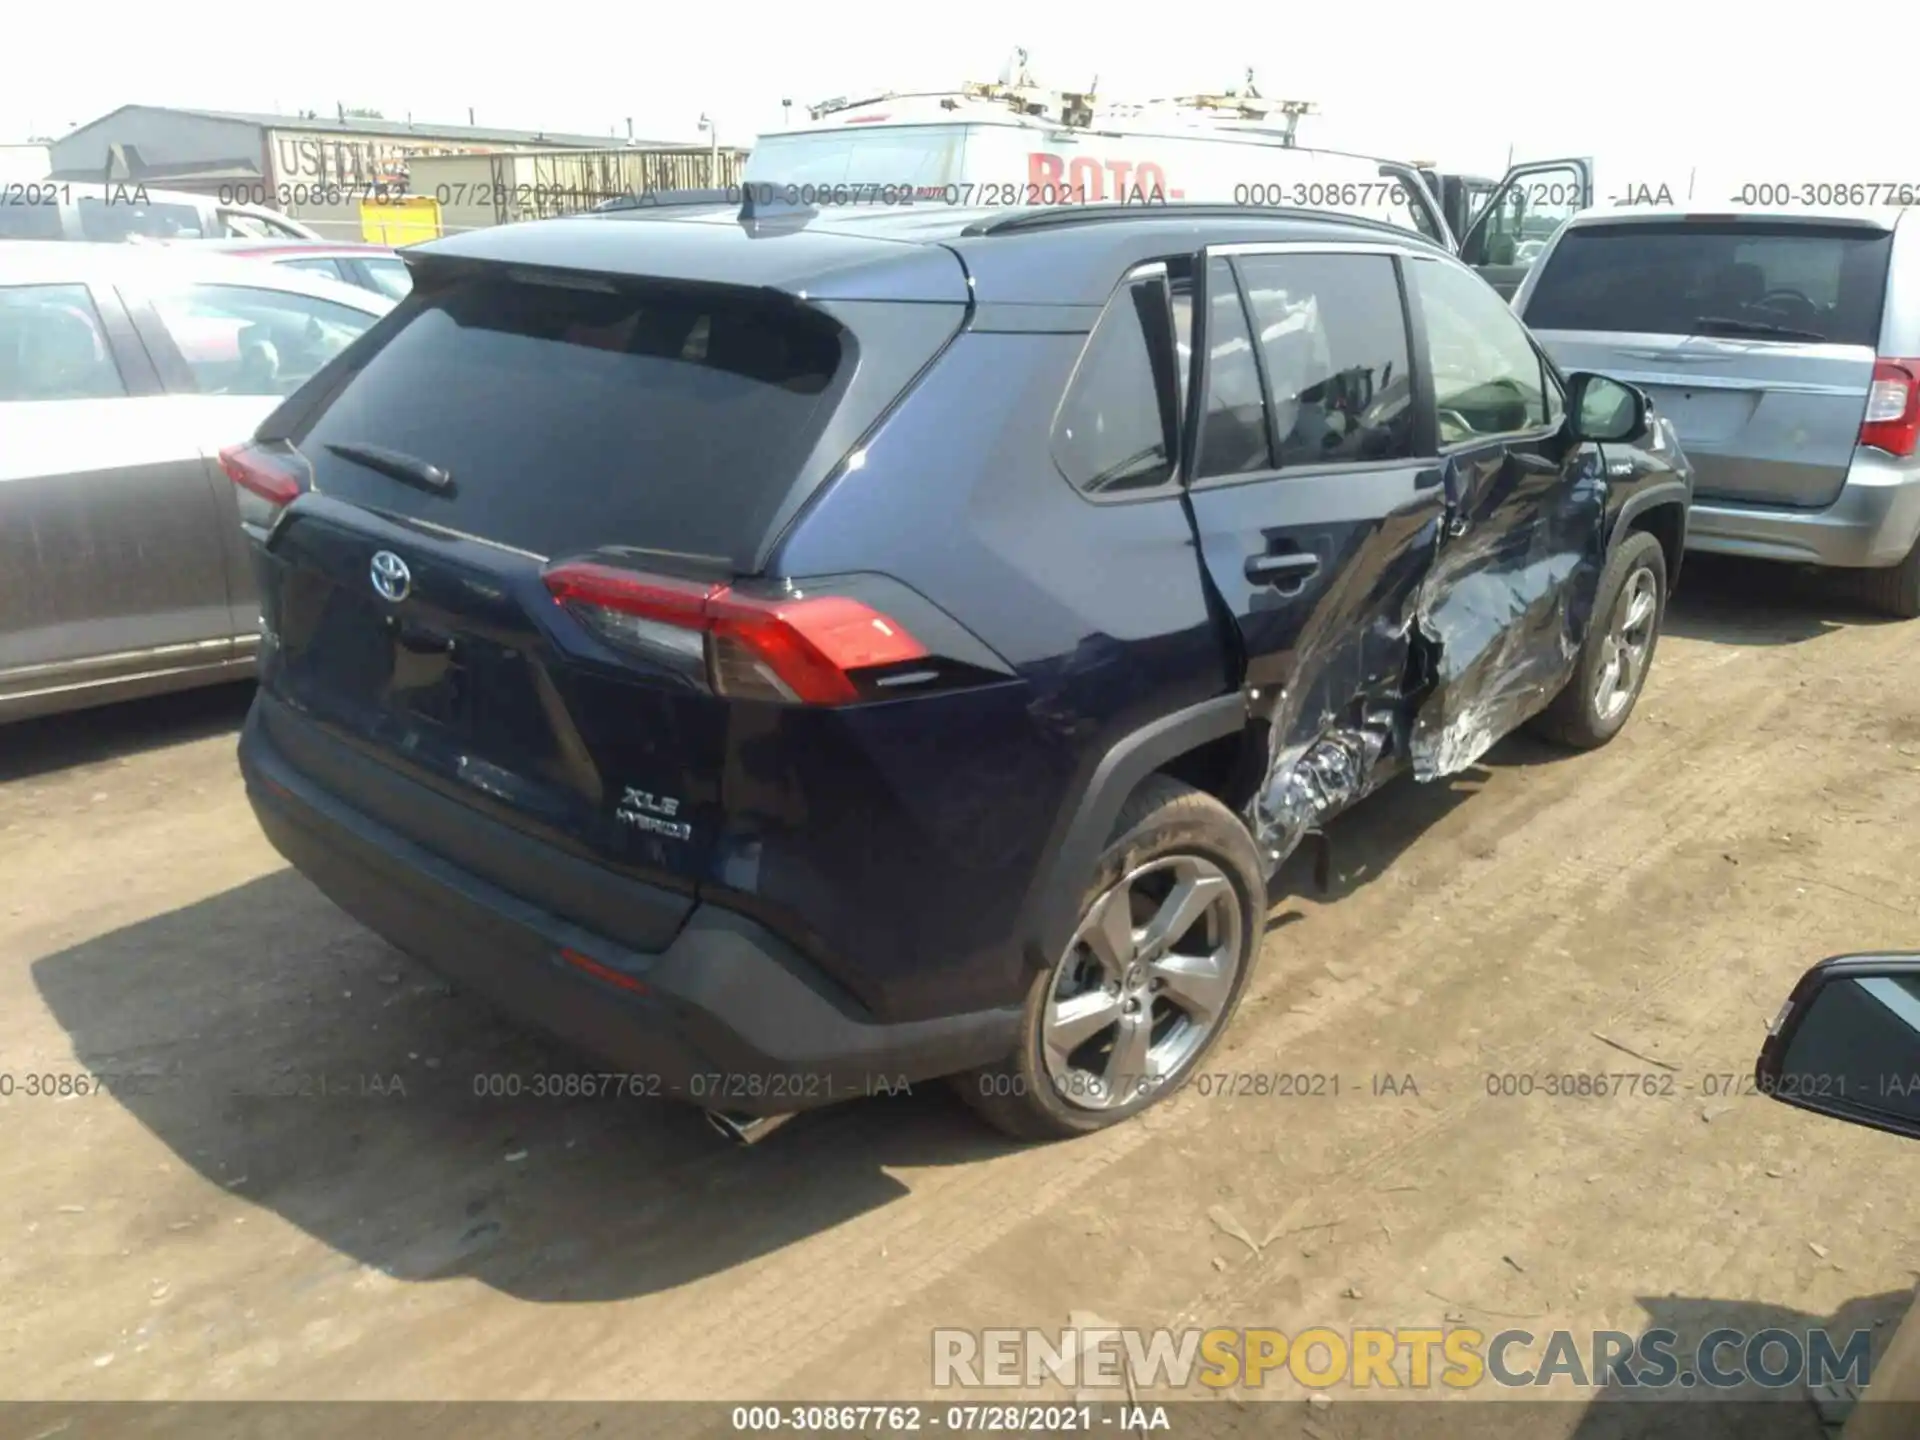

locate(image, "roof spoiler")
[[591, 184, 824, 228]]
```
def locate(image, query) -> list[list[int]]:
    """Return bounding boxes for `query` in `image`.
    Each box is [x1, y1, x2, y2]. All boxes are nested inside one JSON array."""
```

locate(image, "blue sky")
[[3, 0, 1893, 195]]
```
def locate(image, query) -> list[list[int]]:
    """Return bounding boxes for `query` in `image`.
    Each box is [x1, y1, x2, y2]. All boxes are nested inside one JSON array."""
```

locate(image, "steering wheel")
[[1755, 287, 1819, 326]]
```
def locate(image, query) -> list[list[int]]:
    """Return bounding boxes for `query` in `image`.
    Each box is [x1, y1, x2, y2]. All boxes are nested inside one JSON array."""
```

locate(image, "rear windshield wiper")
[[1689, 315, 1830, 343], [324, 442, 454, 495]]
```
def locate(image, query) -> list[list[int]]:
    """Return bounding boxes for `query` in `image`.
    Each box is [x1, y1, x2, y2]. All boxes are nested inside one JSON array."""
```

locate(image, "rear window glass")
[[1523, 223, 1892, 346], [295, 276, 850, 562]]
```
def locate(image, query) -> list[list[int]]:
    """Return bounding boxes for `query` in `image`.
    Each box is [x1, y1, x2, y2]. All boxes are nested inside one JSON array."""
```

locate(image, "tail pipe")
[[704, 1110, 795, 1146]]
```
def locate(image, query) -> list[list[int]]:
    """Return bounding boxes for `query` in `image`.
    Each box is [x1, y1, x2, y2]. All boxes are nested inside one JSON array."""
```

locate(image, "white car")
[[0, 241, 391, 720], [0, 179, 321, 243]]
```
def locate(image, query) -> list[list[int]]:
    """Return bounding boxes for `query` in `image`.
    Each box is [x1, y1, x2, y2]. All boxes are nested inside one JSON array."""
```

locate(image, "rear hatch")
[[1520, 216, 1895, 508], [241, 216, 969, 949]]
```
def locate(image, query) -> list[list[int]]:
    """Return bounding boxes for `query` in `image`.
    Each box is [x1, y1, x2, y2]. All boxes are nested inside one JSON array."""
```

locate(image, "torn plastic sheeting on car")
[[1249, 721, 1393, 872], [1408, 522, 1605, 781], [1245, 606, 1413, 876]]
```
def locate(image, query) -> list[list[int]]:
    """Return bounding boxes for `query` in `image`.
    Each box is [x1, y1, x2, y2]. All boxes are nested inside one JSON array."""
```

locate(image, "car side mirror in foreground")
[[1755, 953, 1920, 1141], [1566, 372, 1648, 444]]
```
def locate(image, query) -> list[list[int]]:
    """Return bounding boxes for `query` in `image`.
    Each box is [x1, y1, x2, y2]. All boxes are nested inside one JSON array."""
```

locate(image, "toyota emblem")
[[369, 550, 412, 603]]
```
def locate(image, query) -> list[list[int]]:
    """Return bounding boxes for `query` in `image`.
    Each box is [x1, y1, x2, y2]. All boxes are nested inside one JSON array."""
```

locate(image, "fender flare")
[[1018, 693, 1252, 973], [1609, 481, 1691, 580]]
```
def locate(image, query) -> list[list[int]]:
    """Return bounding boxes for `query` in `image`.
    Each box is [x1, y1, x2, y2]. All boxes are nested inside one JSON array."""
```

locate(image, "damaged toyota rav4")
[[229, 196, 1693, 1142]]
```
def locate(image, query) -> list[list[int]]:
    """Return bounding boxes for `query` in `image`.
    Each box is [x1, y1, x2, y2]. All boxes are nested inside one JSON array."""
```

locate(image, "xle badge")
[[616, 787, 692, 841]]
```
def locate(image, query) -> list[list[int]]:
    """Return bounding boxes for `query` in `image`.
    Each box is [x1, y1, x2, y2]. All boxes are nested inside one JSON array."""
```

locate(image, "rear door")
[[1179, 242, 1444, 862], [1458, 158, 1594, 297], [1515, 215, 1894, 509], [0, 278, 235, 699], [124, 276, 388, 643]]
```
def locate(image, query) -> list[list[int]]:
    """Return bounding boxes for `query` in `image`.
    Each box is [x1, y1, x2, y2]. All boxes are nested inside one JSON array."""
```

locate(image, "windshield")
[[742, 126, 968, 190], [1523, 222, 1892, 345]]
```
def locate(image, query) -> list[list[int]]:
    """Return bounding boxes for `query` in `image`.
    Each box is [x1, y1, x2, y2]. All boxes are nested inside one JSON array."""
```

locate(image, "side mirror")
[[1755, 953, 1920, 1141], [1566, 372, 1648, 443]]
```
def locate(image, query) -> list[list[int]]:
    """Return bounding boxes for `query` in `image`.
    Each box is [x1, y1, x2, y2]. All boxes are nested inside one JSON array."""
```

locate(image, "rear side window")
[[1523, 223, 1893, 346], [1052, 276, 1177, 495], [1235, 253, 1415, 467], [1194, 257, 1272, 480], [296, 276, 853, 561], [361, 257, 412, 300], [0, 284, 126, 401]]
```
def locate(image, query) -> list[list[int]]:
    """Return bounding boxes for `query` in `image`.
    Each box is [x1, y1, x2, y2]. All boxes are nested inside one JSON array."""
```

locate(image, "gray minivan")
[[1513, 207, 1920, 615]]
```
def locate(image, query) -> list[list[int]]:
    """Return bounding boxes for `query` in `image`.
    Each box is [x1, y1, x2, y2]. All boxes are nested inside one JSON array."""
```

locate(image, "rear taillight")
[[1861, 359, 1920, 458], [220, 441, 310, 531], [542, 561, 928, 706]]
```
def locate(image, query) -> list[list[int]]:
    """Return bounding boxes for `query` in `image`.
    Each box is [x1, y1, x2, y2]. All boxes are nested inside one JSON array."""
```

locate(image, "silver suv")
[[1514, 206, 1920, 615]]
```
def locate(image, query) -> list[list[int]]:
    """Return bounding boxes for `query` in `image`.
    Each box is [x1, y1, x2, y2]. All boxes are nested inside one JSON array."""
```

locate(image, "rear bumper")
[[239, 700, 1021, 1115], [1687, 449, 1920, 568]]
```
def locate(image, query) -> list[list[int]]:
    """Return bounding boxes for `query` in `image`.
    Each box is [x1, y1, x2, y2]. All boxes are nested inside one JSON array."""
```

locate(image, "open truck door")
[[1458, 158, 1593, 298], [1375, 161, 1456, 251]]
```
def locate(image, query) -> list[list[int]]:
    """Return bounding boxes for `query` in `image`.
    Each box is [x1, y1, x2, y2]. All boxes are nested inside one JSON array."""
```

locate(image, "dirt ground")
[[4, 556, 1920, 1434]]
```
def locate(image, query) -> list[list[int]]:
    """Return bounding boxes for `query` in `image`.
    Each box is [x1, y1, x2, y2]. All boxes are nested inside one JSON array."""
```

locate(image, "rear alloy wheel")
[[1532, 531, 1667, 750], [958, 778, 1264, 1141]]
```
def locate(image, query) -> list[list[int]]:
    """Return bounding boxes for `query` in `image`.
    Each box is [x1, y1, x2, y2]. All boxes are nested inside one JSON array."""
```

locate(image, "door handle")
[[1245, 551, 1321, 587]]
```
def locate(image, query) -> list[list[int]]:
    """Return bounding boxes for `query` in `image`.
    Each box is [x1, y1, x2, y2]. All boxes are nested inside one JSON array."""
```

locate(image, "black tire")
[[956, 776, 1266, 1142], [1855, 534, 1920, 619], [1531, 531, 1667, 750]]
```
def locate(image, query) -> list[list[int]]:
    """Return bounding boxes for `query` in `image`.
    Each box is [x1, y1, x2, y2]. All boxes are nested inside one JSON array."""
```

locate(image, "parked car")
[[0, 241, 393, 721], [186, 239, 412, 300], [1514, 206, 1920, 616], [230, 197, 1690, 1142], [0, 179, 322, 243]]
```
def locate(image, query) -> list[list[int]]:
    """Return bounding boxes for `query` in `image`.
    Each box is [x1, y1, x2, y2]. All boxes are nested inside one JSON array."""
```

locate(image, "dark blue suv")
[[226, 197, 1692, 1141]]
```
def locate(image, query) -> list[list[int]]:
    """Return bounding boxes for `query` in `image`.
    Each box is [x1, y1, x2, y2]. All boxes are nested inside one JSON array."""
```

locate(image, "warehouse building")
[[47, 105, 703, 239]]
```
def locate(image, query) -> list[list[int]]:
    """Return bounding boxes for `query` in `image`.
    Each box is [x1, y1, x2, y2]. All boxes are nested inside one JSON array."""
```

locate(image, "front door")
[[1460, 158, 1594, 298], [1399, 251, 1609, 774], [1179, 242, 1446, 868]]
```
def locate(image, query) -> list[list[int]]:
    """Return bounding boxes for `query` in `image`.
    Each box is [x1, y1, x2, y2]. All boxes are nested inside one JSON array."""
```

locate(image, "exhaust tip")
[[704, 1110, 794, 1146]]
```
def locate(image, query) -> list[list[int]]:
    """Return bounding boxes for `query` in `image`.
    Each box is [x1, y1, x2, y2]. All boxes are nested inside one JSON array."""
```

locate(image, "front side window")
[[0, 283, 126, 402], [149, 284, 377, 396], [278, 257, 351, 283], [1415, 258, 1550, 445], [1235, 252, 1415, 467], [1052, 276, 1177, 495]]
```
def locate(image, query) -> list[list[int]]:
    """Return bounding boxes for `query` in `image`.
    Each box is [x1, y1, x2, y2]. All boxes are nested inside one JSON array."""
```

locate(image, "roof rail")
[[961, 202, 1449, 249]]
